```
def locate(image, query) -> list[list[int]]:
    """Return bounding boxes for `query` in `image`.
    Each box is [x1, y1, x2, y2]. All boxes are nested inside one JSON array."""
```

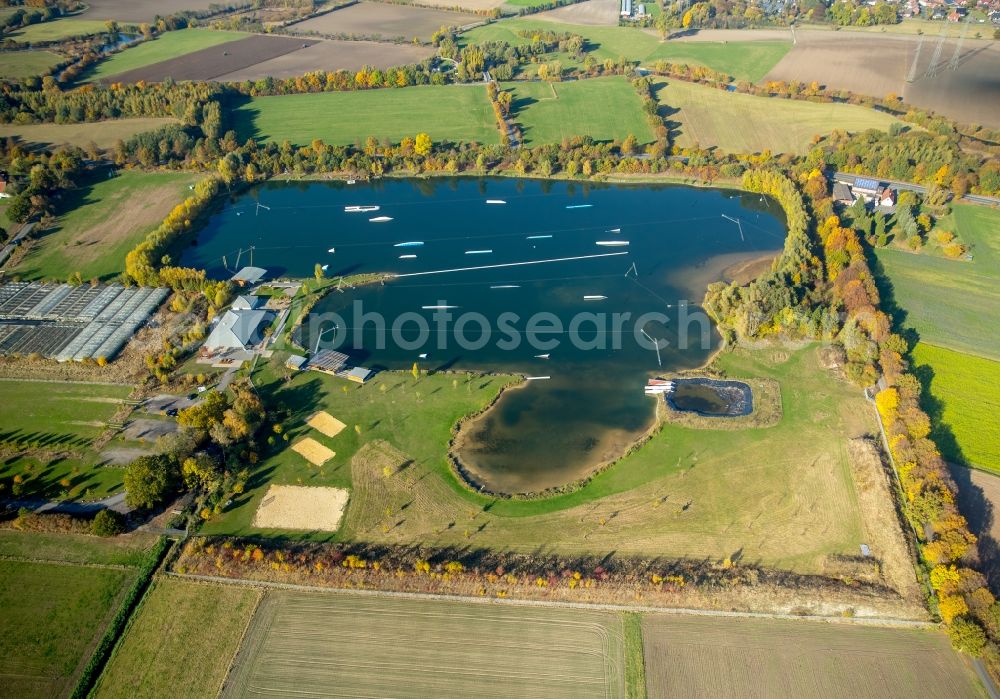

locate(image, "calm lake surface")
[[184, 177, 786, 493]]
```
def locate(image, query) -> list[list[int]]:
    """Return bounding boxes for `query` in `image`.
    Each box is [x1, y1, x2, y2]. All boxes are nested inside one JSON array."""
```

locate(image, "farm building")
[[232, 294, 266, 311], [833, 181, 854, 205], [286, 354, 307, 371], [851, 177, 882, 198], [878, 187, 896, 209], [203, 309, 274, 352], [0, 282, 168, 361], [306, 349, 373, 383], [231, 266, 267, 287]]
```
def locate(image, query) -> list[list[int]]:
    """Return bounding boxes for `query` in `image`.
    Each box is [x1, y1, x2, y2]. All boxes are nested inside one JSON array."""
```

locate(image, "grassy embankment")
[[8, 18, 110, 42], [85, 28, 247, 81], [233, 84, 501, 147], [461, 19, 791, 82], [205, 344, 870, 574], [506, 76, 656, 146], [0, 380, 135, 501], [652, 78, 903, 155], [0, 530, 159, 698], [13, 170, 200, 282], [876, 204, 1000, 473]]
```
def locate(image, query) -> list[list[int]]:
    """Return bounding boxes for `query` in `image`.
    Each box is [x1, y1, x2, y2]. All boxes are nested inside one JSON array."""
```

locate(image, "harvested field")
[[94, 577, 260, 699], [290, 437, 335, 465], [290, 2, 479, 41], [214, 38, 435, 81], [653, 78, 901, 154], [641, 614, 981, 698], [252, 484, 349, 531], [222, 591, 626, 698], [99, 35, 317, 84], [79, 0, 223, 22], [0, 118, 175, 150], [307, 410, 345, 437], [764, 30, 1000, 128], [86, 29, 248, 82], [534, 0, 620, 26]]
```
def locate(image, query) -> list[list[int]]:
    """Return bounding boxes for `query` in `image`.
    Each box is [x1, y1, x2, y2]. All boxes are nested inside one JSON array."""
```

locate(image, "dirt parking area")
[[763, 30, 1000, 128], [535, 0, 621, 26], [79, 0, 223, 22], [214, 39, 435, 81], [290, 1, 478, 41], [101, 35, 317, 83], [122, 418, 178, 441]]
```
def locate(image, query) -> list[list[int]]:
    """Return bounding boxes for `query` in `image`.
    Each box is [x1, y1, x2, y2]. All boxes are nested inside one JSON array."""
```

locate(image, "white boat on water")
[[526, 235, 552, 240], [608, 228, 621, 233], [419, 353, 428, 359], [583, 295, 607, 301], [394, 241, 424, 247], [345, 205, 379, 212], [534, 354, 550, 359], [486, 199, 506, 204], [369, 216, 393, 222], [596, 241, 629, 247], [320, 264, 329, 271], [422, 305, 459, 310], [566, 204, 593, 209], [327, 247, 336, 253], [526, 376, 550, 381], [399, 254, 417, 259], [490, 284, 520, 289], [465, 249, 492, 255]]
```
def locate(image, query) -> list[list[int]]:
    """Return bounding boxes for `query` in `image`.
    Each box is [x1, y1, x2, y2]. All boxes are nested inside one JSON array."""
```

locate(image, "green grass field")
[[0, 380, 131, 501], [912, 343, 1000, 473], [9, 18, 110, 42], [654, 78, 902, 154], [508, 77, 656, 146], [462, 20, 791, 82], [876, 204, 1000, 361], [207, 344, 870, 574], [0, 560, 135, 698], [641, 614, 982, 697], [0, 118, 176, 150], [86, 29, 247, 81], [14, 170, 199, 281], [0, 49, 63, 79], [94, 577, 260, 699], [233, 85, 500, 146], [0, 529, 158, 567], [222, 590, 627, 698]]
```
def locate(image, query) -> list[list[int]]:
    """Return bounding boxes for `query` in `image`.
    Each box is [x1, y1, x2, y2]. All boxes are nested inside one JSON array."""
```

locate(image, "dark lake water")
[[183, 177, 785, 493]]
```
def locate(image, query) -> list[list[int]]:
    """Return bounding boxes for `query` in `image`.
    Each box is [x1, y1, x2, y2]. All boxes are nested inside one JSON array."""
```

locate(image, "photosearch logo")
[[308, 300, 714, 353]]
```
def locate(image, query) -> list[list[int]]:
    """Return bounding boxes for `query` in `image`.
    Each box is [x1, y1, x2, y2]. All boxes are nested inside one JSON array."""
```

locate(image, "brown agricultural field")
[[642, 614, 982, 698], [763, 30, 1000, 128], [213, 39, 436, 81], [535, 0, 621, 26], [99, 35, 318, 83], [289, 1, 479, 41], [222, 590, 627, 699], [950, 464, 1000, 593], [79, 0, 223, 22]]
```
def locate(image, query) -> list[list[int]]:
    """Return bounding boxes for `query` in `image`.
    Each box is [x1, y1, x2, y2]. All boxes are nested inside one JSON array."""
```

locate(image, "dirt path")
[[171, 571, 935, 628]]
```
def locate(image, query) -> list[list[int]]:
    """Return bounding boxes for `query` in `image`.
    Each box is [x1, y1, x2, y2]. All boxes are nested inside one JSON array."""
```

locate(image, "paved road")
[[834, 171, 1000, 207]]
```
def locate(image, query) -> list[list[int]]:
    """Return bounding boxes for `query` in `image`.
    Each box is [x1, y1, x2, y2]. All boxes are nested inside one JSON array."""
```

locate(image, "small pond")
[[667, 378, 753, 417]]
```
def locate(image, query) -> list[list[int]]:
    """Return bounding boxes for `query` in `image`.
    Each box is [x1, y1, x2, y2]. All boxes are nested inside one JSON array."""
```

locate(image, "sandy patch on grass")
[[253, 484, 349, 531], [291, 437, 335, 465], [307, 411, 345, 438]]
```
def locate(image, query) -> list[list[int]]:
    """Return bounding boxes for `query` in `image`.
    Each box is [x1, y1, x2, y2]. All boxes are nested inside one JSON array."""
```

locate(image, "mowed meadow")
[[461, 20, 791, 82], [232, 84, 500, 146], [207, 345, 874, 575], [653, 78, 903, 155], [508, 77, 655, 146]]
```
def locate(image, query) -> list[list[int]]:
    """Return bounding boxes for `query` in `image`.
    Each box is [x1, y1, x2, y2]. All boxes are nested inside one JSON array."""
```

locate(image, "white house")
[[231, 294, 266, 311], [203, 309, 273, 352]]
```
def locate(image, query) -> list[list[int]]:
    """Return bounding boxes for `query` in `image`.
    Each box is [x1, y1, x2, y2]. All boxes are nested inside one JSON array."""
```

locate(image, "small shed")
[[230, 266, 267, 287], [345, 366, 373, 384], [285, 354, 307, 371]]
